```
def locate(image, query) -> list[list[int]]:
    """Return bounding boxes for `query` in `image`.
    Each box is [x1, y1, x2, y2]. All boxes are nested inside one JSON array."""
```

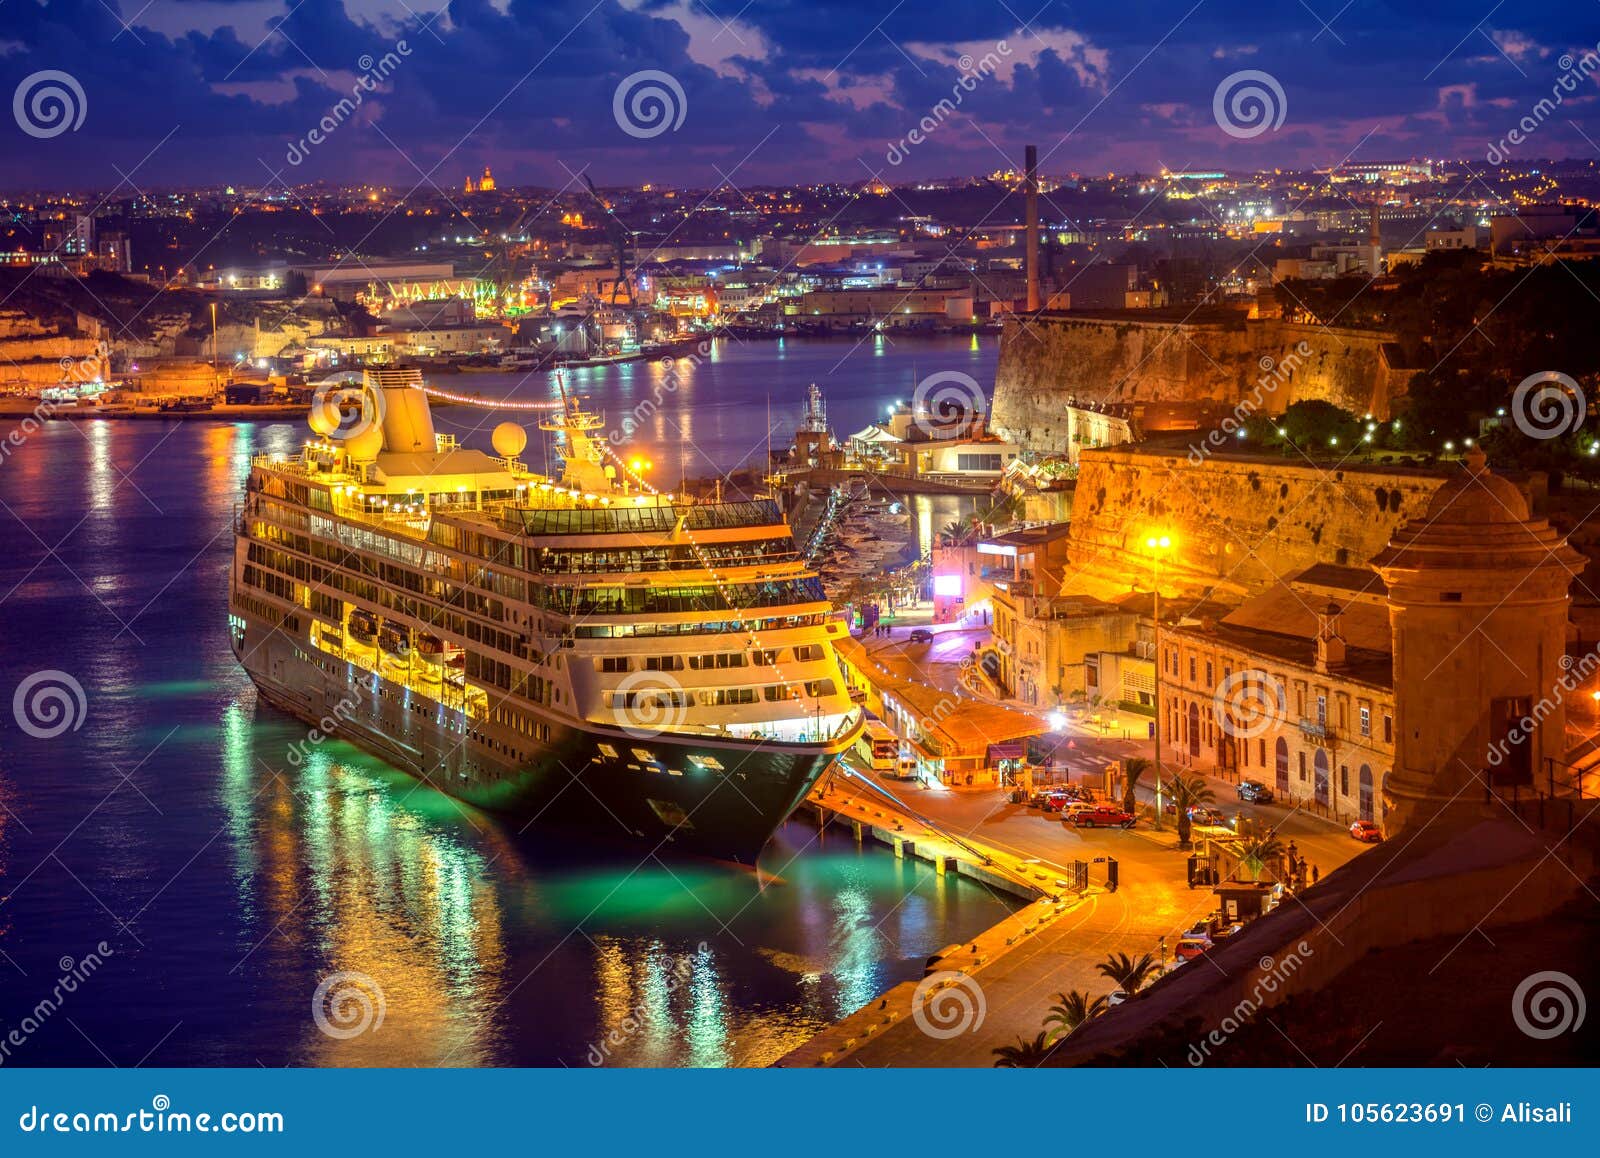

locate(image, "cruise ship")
[[229, 369, 862, 861]]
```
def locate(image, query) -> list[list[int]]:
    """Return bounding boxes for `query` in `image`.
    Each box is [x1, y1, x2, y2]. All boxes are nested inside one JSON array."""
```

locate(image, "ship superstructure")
[[229, 368, 861, 859]]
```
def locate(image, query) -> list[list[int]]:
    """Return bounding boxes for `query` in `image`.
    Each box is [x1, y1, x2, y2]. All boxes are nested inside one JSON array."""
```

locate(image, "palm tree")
[[1121, 756, 1151, 816], [1096, 951, 1159, 994], [992, 1030, 1056, 1068], [1168, 772, 1216, 847], [1042, 989, 1108, 1042], [1236, 835, 1285, 882]]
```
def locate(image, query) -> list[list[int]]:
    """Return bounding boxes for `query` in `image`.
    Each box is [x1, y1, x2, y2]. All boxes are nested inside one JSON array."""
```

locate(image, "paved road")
[[860, 618, 1358, 879], [833, 764, 1365, 1066]]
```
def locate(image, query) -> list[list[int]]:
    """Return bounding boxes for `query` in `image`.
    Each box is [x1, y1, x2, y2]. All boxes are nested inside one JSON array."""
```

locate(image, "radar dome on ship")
[[492, 422, 528, 458], [341, 425, 384, 462], [307, 398, 340, 437]]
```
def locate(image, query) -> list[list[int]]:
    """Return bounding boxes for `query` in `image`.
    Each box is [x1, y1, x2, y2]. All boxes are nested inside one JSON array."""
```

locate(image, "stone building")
[[1158, 564, 1395, 825], [1373, 446, 1586, 831]]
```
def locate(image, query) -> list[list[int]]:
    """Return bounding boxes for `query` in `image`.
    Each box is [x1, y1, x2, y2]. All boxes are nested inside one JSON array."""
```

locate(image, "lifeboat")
[[413, 632, 446, 683], [347, 610, 378, 646], [378, 624, 411, 658]]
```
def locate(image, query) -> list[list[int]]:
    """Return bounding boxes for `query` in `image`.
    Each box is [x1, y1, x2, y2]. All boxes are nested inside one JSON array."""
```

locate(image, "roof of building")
[[1168, 564, 1395, 689], [980, 521, 1074, 549], [1291, 562, 1389, 599], [1177, 617, 1393, 690], [1419, 445, 1529, 524], [835, 635, 1049, 755], [846, 424, 903, 444]]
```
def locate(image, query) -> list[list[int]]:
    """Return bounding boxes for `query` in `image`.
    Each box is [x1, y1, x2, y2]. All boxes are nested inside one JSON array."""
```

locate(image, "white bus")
[[855, 720, 900, 774]]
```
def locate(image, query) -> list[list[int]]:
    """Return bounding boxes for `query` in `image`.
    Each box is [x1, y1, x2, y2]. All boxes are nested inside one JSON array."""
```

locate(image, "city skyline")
[[3, 1, 1599, 190]]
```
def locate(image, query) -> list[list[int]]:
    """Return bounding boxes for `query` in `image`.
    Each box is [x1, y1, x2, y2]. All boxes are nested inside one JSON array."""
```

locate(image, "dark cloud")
[[0, 0, 1596, 191]]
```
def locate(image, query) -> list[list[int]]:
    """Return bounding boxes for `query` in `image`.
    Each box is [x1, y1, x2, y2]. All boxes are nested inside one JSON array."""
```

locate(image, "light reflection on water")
[[0, 337, 1013, 1067]]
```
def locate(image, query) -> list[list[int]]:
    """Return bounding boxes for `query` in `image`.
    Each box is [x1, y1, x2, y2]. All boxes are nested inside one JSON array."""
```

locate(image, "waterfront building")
[[833, 635, 1046, 788]]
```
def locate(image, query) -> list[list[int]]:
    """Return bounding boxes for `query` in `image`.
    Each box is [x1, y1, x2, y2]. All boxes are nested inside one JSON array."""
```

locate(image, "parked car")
[[1237, 780, 1275, 803], [1174, 933, 1213, 961], [1039, 792, 1074, 813], [1188, 806, 1228, 827], [1073, 806, 1136, 829], [908, 628, 934, 644], [1058, 800, 1097, 819], [1106, 988, 1130, 1007], [1349, 819, 1383, 843]]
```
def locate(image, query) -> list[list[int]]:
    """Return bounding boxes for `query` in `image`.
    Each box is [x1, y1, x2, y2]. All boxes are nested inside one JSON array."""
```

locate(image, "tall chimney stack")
[[1025, 144, 1040, 311], [1367, 204, 1383, 276]]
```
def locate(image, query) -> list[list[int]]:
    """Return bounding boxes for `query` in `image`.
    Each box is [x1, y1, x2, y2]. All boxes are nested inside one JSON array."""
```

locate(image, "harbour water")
[[0, 336, 1012, 1067]]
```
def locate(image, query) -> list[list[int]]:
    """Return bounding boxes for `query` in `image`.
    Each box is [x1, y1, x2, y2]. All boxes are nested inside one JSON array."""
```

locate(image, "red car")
[[1174, 933, 1213, 961], [1073, 806, 1135, 829], [1349, 820, 1383, 843]]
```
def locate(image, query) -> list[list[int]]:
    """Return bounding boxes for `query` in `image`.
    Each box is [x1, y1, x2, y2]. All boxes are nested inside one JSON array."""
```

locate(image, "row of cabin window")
[[608, 678, 837, 709], [598, 644, 824, 673]]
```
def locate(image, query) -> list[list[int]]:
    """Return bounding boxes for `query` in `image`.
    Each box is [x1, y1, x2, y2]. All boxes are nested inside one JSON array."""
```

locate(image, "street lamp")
[[1146, 534, 1172, 829]]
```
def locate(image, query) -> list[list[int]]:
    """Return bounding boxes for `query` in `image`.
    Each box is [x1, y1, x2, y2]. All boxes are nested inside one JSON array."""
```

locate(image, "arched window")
[[1359, 764, 1374, 822], [1314, 749, 1331, 807], [1274, 737, 1289, 795]]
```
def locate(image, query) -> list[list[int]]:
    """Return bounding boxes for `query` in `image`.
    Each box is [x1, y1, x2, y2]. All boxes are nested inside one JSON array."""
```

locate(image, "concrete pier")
[[778, 779, 1096, 1067]]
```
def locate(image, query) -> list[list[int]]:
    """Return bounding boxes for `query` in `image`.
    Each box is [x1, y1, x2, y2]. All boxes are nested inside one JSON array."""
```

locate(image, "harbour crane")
[[580, 174, 636, 307]]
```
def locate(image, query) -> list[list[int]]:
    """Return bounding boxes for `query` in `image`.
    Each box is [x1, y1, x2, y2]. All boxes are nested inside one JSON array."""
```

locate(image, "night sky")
[[1, 0, 1596, 191]]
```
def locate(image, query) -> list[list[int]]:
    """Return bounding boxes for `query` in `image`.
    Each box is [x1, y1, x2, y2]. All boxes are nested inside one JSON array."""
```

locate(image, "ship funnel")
[[365, 367, 435, 453]]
